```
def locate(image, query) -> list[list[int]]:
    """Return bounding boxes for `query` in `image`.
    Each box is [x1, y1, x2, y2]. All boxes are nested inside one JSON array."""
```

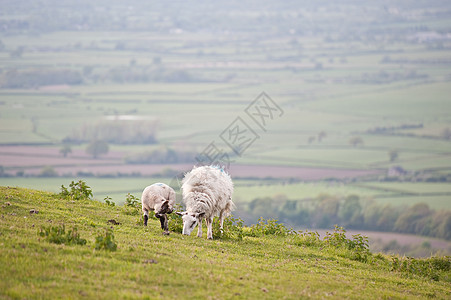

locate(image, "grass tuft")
[[39, 224, 87, 246]]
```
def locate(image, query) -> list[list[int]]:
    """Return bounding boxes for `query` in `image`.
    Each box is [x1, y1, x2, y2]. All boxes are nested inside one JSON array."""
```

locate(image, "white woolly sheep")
[[177, 165, 235, 239], [141, 183, 176, 235]]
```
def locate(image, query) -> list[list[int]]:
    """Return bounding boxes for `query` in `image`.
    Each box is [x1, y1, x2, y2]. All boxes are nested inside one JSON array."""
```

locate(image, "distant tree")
[[86, 140, 109, 159], [441, 128, 451, 140], [389, 149, 399, 162], [318, 131, 327, 142], [312, 196, 340, 228], [349, 136, 364, 147], [60, 145, 72, 158], [338, 195, 363, 228], [83, 66, 94, 77], [115, 41, 126, 50], [363, 201, 383, 229], [10, 46, 24, 58], [308, 136, 316, 144], [394, 203, 432, 234], [432, 211, 451, 240], [39, 166, 58, 177], [376, 204, 401, 232], [152, 56, 162, 65]]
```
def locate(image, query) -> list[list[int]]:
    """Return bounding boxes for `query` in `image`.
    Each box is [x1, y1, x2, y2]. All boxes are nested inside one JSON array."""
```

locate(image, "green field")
[[1, 187, 450, 299]]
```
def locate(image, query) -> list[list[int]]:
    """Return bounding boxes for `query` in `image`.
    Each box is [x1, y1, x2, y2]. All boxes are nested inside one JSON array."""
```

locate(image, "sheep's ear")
[[176, 211, 187, 216], [196, 212, 205, 219]]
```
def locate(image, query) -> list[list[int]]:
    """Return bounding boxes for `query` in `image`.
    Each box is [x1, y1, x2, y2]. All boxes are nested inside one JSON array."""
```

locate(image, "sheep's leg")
[[159, 214, 170, 235], [197, 218, 203, 238], [206, 217, 213, 240], [143, 210, 149, 226], [219, 211, 224, 234]]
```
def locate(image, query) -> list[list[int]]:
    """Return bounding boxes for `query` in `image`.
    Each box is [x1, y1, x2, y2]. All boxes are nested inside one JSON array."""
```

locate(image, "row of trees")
[[0, 65, 200, 89], [64, 120, 158, 145], [60, 140, 109, 160], [60, 142, 195, 163], [0, 69, 82, 89], [245, 194, 451, 240], [124, 146, 195, 164], [102, 66, 198, 84]]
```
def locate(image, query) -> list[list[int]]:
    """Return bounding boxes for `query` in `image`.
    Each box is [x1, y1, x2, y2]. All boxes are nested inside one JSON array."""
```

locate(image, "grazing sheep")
[[141, 183, 176, 235], [177, 165, 235, 239]]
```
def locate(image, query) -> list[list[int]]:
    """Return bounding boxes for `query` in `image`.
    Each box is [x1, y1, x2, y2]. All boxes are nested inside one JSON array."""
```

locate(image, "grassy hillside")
[[1, 186, 450, 299]]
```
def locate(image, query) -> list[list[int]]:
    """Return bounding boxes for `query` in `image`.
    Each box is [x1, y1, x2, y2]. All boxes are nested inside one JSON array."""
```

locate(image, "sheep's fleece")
[[179, 165, 235, 239]]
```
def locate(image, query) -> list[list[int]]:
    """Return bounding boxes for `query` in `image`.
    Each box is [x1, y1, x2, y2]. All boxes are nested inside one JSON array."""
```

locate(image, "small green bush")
[[324, 226, 370, 262], [212, 216, 244, 241], [125, 193, 140, 208], [391, 256, 450, 281], [39, 224, 87, 246], [246, 218, 294, 237], [95, 228, 117, 251], [168, 204, 184, 233], [122, 193, 141, 216], [294, 230, 322, 247], [59, 180, 93, 200]]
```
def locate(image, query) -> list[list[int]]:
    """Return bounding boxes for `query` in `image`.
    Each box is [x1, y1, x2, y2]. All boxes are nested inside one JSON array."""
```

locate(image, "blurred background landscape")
[[1, 0, 451, 257]]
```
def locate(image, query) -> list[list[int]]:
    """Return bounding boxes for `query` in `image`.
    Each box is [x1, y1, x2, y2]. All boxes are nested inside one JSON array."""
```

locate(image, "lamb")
[[177, 165, 235, 239], [141, 183, 176, 235]]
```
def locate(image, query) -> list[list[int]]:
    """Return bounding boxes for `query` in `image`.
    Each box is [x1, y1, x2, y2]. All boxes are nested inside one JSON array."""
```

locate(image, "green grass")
[[0, 186, 450, 299]]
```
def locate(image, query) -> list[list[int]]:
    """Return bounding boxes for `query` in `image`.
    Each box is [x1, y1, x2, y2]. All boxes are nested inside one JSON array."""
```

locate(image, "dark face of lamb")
[[155, 200, 172, 217]]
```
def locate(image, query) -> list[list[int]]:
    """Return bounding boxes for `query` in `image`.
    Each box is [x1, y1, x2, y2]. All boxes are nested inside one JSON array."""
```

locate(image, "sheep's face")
[[182, 214, 198, 235], [177, 212, 204, 235], [154, 199, 173, 217]]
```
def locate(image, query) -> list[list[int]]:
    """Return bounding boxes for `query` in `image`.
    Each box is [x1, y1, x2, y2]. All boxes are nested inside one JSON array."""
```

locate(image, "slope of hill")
[[0, 186, 449, 299]]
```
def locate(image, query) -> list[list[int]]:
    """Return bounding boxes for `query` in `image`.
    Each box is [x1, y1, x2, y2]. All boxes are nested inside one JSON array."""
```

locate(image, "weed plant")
[[59, 180, 93, 200], [324, 226, 371, 262], [246, 217, 295, 237], [38, 224, 87, 246], [104, 196, 115, 207], [125, 193, 140, 208], [95, 228, 117, 251], [122, 193, 141, 217], [168, 203, 184, 233], [212, 216, 244, 241], [391, 256, 450, 281]]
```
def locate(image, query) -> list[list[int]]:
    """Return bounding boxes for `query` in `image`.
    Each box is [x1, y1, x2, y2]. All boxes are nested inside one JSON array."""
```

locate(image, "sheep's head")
[[155, 199, 173, 217], [176, 211, 205, 235]]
